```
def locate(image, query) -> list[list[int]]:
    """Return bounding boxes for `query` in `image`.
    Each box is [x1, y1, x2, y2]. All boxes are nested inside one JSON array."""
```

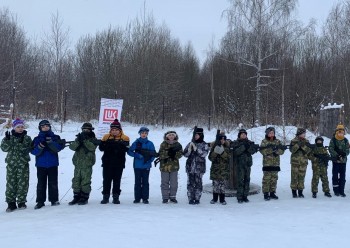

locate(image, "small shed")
[[319, 103, 344, 138]]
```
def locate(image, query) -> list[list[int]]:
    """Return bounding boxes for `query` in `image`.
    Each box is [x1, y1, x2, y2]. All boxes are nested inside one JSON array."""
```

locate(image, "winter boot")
[[189, 199, 195, 205], [340, 192, 347, 197], [34, 202, 45, 210], [210, 193, 219, 204], [324, 192, 332, 198], [298, 190, 304, 198], [6, 202, 17, 212], [194, 200, 200, 204], [51, 201, 60, 206], [112, 194, 120, 204], [292, 189, 298, 198], [169, 198, 178, 203], [68, 191, 81, 205], [78, 192, 89, 205], [219, 194, 227, 205], [17, 202, 27, 210], [270, 192, 279, 200], [312, 192, 317, 198], [100, 194, 110, 204], [333, 187, 340, 196], [162, 199, 169, 204], [242, 196, 249, 203], [264, 192, 270, 201]]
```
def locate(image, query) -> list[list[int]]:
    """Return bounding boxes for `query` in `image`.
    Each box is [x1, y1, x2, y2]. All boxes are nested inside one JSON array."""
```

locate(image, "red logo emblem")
[[103, 109, 118, 121]]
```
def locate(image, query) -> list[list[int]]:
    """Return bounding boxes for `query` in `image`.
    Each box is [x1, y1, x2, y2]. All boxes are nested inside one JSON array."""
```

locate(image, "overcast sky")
[[1, 0, 342, 63]]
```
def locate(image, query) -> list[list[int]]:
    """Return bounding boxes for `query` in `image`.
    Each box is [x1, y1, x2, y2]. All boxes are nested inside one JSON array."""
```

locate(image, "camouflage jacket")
[[1, 130, 32, 164], [328, 137, 350, 164], [158, 141, 183, 172], [259, 138, 285, 170], [183, 141, 209, 174], [209, 141, 230, 180], [289, 137, 311, 165], [310, 145, 330, 167], [69, 134, 98, 167], [231, 138, 258, 167]]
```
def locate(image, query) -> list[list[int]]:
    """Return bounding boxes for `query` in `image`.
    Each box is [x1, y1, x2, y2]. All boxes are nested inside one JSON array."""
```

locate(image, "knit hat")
[[38, 119, 51, 130], [12, 118, 25, 129], [238, 129, 247, 138], [336, 124, 345, 132], [265, 126, 275, 135], [138, 126, 149, 134], [315, 136, 324, 143], [110, 119, 122, 130], [81, 122, 94, 130], [296, 127, 306, 136]]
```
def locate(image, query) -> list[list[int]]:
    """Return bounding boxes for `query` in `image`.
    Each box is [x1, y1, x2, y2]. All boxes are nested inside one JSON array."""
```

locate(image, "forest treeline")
[[1, 0, 350, 131]]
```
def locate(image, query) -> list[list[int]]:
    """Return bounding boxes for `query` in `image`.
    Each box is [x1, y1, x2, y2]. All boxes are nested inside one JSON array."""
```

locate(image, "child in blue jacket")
[[31, 120, 65, 209], [128, 127, 156, 204]]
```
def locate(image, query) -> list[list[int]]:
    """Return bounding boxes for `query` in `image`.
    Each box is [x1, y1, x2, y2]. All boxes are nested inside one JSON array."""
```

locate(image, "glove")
[[168, 147, 177, 159], [190, 142, 197, 152], [338, 151, 346, 157], [5, 131, 11, 140], [272, 146, 278, 152], [281, 145, 288, 150], [134, 153, 143, 160], [187, 144, 192, 153], [77, 133, 84, 143], [39, 141, 47, 148], [214, 145, 224, 155]]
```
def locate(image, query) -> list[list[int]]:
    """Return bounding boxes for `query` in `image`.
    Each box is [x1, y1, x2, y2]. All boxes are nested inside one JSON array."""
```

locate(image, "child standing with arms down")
[[1, 119, 32, 212], [128, 127, 156, 204], [68, 123, 99, 205], [157, 131, 183, 203]]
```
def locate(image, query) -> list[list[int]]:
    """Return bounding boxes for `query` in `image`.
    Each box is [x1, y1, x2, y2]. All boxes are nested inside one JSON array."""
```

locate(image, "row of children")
[[1, 118, 348, 212]]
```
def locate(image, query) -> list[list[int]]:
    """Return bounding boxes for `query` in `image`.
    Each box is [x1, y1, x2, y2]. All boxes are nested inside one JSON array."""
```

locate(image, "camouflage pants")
[[212, 180, 226, 194], [262, 171, 278, 193], [6, 163, 29, 203], [311, 164, 330, 193], [72, 166, 93, 194], [290, 162, 307, 190], [236, 164, 251, 199], [187, 173, 203, 200]]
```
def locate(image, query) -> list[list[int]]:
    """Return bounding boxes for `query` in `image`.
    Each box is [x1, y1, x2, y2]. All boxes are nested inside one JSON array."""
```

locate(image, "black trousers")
[[332, 162, 346, 194], [36, 166, 59, 203], [134, 168, 150, 201], [102, 166, 124, 195]]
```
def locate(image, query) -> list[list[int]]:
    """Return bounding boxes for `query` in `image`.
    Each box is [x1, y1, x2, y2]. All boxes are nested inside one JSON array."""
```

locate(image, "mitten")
[[214, 145, 224, 155], [5, 131, 11, 140]]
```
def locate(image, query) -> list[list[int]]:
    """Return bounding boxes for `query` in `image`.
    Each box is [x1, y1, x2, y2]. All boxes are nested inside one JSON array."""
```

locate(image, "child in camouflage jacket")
[[1, 118, 32, 212]]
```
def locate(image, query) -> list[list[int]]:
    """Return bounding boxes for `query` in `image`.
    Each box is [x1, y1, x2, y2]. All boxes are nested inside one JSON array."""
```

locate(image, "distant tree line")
[[1, 0, 350, 131]]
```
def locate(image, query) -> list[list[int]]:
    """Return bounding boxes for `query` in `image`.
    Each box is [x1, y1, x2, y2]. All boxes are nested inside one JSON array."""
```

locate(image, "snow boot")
[[340, 193, 347, 197], [100, 194, 110, 204], [68, 191, 81, 205], [169, 198, 178, 203], [194, 200, 200, 204], [210, 193, 219, 204], [189, 199, 195, 205], [333, 187, 340, 196], [324, 192, 332, 198], [292, 189, 298, 198], [162, 199, 169, 204], [78, 192, 89, 205], [112, 194, 120, 204], [242, 196, 249, 203], [298, 190, 304, 198], [312, 192, 317, 198], [34, 202, 45, 210], [6, 202, 17, 212], [270, 192, 278, 200], [219, 194, 226, 205], [51, 201, 60, 206], [17, 202, 27, 210], [264, 192, 270, 201]]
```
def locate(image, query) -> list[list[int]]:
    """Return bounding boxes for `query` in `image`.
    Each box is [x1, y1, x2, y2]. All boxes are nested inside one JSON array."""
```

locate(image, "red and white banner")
[[97, 98, 123, 139]]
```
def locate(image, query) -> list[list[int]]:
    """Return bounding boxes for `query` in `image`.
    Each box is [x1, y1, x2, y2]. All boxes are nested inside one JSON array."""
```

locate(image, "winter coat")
[[69, 132, 98, 168], [99, 131, 130, 168], [209, 141, 230, 180], [259, 137, 285, 171], [289, 137, 311, 165], [310, 145, 330, 167], [158, 140, 183, 172], [183, 141, 209, 174], [328, 137, 349, 164], [1, 130, 32, 165], [128, 137, 156, 169], [31, 130, 64, 168], [231, 138, 258, 167]]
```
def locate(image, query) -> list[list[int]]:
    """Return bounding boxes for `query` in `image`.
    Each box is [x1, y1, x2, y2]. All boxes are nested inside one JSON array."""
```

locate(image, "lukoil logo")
[[103, 109, 118, 121]]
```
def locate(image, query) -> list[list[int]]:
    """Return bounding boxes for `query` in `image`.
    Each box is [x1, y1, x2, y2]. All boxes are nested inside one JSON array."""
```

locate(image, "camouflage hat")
[[81, 122, 94, 130], [296, 127, 306, 136]]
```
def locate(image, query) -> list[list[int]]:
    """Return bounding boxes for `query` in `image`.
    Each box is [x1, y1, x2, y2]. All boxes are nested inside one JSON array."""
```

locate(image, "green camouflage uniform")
[[158, 141, 183, 172], [310, 145, 330, 193], [259, 138, 285, 193], [1, 131, 32, 203], [209, 141, 230, 193], [289, 137, 312, 190], [69, 136, 98, 194], [231, 138, 258, 200]]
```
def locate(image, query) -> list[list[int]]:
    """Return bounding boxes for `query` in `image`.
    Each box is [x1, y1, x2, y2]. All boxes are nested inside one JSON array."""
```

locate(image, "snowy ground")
[[0, 121, 348, 248]]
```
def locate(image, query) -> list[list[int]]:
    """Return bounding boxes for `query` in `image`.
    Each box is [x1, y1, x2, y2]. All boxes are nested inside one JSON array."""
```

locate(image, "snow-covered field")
[[0, 120, 348, 248]]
